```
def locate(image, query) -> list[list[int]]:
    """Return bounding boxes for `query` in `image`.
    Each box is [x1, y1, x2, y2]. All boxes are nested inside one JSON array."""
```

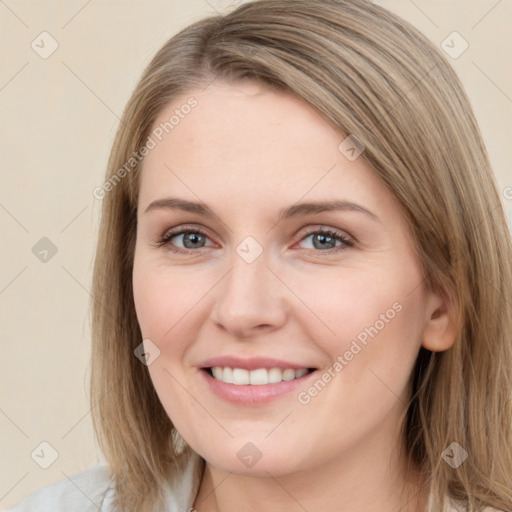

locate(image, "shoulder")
[[6, 451, 205, 512], [6, 464, 114, 512], [448, 501, 506, 512]]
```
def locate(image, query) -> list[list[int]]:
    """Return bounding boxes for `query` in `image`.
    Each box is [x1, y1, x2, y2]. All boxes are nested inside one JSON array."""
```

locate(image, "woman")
[[9, 0, 512, 511]]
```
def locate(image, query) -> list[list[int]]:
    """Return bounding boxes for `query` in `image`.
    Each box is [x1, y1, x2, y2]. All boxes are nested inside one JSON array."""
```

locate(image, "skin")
[[132, 80, 457, 512]]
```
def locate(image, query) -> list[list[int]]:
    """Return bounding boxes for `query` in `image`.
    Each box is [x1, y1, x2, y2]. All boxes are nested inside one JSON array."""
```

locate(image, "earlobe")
[[421, 290, 459, 352]]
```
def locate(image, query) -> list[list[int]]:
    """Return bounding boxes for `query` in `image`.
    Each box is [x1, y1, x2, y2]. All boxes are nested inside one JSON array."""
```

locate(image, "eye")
[[155, 225, 354, 255], [156, 226, 214, 254], [295, 228, 354, 254]]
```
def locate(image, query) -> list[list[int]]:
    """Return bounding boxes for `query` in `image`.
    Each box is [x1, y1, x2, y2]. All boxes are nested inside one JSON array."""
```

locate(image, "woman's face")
[[133, 80, 440, 476]]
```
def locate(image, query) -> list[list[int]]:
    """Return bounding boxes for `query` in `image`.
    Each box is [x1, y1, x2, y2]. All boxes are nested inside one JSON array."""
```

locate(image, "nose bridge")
[[226, 250, 269, 299], [210, 245, 286, 336]]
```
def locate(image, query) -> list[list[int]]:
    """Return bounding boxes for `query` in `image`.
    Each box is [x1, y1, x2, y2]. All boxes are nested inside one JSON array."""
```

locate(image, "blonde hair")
[[90, 1, 512, 511]]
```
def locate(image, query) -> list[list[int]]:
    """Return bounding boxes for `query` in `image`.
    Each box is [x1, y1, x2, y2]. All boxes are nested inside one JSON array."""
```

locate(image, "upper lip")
[[199, 356, 315, 371]]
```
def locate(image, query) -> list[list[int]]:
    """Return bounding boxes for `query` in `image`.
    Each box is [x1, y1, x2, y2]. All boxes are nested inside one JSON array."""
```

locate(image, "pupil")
[[184, 233, 203, 248], [315, 234, 334, 249]]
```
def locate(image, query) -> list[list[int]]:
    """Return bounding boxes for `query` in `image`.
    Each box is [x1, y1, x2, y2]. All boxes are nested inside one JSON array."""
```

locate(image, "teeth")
[[232, 368, 249, 385], [223, 367, 233, 384], [249, 368, 267, 385], [268, 368, 282, 384], [282, 369, 296, 381], [212, 367, 223, 380], [210, 367, 311, 385]]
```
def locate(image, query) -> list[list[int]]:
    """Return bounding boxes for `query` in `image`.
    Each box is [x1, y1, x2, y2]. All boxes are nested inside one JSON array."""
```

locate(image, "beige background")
[[0, 0, 511, 509]]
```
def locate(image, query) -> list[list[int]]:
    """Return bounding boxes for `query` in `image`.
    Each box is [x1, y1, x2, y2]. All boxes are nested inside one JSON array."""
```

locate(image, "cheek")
[[283, 257, 423, 346], [132, 257, 208, 428], [294, 294, 425, 452], [296, 257, 425, 394], [133, 253, 209, 340], [132, 265, 170, 341], [325, 291, 425, 416]]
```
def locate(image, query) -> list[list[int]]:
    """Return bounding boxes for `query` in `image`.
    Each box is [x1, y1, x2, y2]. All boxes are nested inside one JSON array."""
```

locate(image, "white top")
[[4, 449, 501, 512], [6, 449, 204, 512]]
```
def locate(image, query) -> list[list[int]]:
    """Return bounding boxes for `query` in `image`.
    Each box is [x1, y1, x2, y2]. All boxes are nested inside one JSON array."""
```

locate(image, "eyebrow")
[[143, 196, 380, 223]]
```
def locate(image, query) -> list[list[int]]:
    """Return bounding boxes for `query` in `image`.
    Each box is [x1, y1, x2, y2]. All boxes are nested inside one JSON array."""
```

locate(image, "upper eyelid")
[[161, 224, 216, 242]]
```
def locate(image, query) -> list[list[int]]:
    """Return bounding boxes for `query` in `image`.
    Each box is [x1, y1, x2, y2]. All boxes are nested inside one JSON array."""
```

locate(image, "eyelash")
[[155, 225, 355, 255]]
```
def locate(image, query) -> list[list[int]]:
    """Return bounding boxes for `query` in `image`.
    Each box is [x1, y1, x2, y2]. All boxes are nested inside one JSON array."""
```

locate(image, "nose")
[[209, 250, 288, 339]]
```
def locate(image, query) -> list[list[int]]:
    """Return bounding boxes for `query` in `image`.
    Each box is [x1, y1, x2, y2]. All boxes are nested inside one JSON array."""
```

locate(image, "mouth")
[[203, 366, 316, 385], [198, 357, 319, 405]]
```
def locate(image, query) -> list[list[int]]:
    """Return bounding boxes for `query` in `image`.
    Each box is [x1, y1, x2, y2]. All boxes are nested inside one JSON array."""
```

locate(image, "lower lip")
[[199, 368, 316, 406]]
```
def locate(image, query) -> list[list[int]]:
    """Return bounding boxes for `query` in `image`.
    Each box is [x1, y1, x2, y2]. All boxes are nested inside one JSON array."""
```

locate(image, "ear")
[[421, 287, 458, 352]]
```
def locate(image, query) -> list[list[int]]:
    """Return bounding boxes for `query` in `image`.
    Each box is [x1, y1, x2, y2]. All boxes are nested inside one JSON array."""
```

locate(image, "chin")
[[195, 438, 310, 477]]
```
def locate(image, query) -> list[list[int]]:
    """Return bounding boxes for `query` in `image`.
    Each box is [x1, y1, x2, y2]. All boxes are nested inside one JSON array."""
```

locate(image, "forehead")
[[138, 81, 390, 216], [150, 80, 340, 158]]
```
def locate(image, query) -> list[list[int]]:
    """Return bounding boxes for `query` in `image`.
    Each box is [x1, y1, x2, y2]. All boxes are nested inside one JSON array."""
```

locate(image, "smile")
[[207, 367, 312, 385], [198, 356, 318, 404]]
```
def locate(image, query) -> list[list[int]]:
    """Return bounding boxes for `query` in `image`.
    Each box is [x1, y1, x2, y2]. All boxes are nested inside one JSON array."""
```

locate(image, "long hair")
[[90, 1, 512, 510]]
